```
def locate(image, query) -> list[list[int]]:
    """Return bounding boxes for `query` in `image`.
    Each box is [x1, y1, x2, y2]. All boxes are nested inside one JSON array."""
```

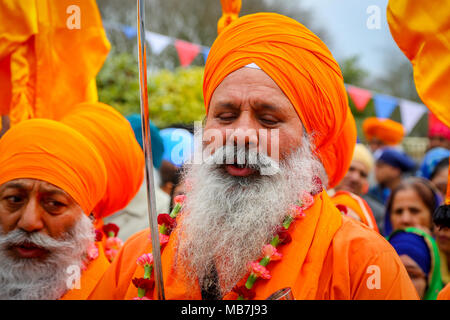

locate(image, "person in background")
[[430, 158, 449, 198], [433, 163, 450, 288], [384, 177, 442, 237], [333, 143, 385, 230], [362, 117, 405, 153], [428, 112, 450, 151], [159, 127, 194, 197], [388, 227, 443, 299], [369, 147, 416, 206], [104, 114, 170, 242]]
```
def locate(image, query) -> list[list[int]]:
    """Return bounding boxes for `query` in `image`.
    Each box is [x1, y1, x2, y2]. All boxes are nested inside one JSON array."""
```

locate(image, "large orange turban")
[[362, 117, 405, 146], [61, 102, 145, 219], [0, 119, 107, 215], [203, 12, 353, 188]]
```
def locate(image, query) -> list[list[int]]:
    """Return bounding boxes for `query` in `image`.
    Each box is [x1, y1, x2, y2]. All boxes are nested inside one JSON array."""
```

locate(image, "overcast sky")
[[299, 0, 409, 78]]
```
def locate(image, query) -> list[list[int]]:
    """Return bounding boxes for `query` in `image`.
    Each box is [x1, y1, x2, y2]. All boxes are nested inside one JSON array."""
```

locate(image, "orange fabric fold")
[[387, 0, 450, 128], [61, 102, 145, 219], [0, 119, 107, 215], [203, 13, 352, 188], [0, 0, 110, 124], [331, 190, 379, 232], [362, 117, 405, 146]]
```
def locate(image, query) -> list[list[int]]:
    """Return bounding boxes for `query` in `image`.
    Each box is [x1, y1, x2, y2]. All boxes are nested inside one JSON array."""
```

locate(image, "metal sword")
[[137, 0, 165, 300]]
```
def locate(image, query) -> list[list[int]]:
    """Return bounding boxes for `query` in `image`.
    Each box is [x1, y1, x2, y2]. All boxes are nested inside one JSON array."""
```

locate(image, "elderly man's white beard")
[[176, 135, 327, 297], [0, 214, 95, 300]]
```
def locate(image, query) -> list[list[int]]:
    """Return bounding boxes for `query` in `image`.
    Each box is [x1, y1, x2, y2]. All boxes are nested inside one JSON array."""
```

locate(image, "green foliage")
[[97, 52, 205, 128]]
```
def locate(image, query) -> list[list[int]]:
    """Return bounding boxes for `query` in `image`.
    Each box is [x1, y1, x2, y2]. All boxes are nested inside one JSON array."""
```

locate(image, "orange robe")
[[437, 283, 450, 300], [89, 192, 418, 300], [60, 242, 110, 300]]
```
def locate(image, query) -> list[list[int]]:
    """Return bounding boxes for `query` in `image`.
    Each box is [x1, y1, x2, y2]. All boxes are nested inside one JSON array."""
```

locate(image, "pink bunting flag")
[[174, 40, 200, 67], [347, 85, 372, 112]]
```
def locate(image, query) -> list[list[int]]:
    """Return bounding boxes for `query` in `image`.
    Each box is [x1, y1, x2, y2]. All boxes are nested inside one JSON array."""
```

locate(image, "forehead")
[[351, 160, 369, 173], [209, 67, 295, 111], [0, 178, 69, 195]]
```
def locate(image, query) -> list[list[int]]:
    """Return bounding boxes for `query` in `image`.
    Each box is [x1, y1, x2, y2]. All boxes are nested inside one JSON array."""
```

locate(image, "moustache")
[[204, 145, 281, 176], [0, 229, 74, 252]]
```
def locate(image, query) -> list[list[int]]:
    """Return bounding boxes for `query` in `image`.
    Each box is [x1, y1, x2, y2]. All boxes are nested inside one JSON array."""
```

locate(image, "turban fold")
[[62, 103, 145, 219], [362, 117, 405, 146], [375, 147, 416, 173], [0, 119, 107, 215], [203, 12, 352, 188]]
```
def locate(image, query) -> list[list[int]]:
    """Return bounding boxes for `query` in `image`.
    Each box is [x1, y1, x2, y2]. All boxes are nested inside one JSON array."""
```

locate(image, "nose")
[[398, 211, 414, 228], [227, 112, 259, 149], [17, 198, 44, 233]]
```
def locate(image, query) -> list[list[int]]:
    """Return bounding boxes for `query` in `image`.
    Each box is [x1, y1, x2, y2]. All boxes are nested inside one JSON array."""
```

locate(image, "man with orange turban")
[[90, 13, 417, 300], [0, 119, 110, 300], [61, 102, 145, 262], [362, 117, 405, 153]]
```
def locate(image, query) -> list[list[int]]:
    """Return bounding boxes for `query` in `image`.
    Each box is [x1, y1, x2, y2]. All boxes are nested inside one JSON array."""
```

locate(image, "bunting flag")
[[146, 32, 172, 55], [122, 25, 137, 39], [202, 47, 210, 63], [347, 85, 372, 112], [174, 40, 200, 67], [399, 99, 427, 134], [373, 94, 398, 119]]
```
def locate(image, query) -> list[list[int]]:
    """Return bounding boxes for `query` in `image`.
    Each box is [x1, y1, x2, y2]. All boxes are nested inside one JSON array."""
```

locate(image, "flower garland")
[[132, 195, 186, 300], [232, 190, 315, 300], [132, 186, 319, 300], [95, 223, 124, 263]]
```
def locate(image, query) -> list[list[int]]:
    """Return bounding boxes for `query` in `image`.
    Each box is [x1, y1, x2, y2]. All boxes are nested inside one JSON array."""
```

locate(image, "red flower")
[[157, 214, 177, 232], [275, 226, 292, 245], [102, 223, 120, 237], [173, 194, 186, 204], [312, 176, 323, 195], [159, 233, 170, 246], [248, 262, 271, 280], [232, 285, 256, 300], [95, 229, 103, 242], [336, 204, 348, 215], [132, 277, 155, 291]]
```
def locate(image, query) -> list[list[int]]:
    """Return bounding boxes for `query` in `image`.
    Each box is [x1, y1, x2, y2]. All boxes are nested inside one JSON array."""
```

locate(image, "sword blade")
[[136, 0, 165, 300]]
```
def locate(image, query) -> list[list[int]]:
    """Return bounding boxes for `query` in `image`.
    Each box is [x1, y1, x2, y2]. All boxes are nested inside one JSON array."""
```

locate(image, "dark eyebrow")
[[1, 182, 29, 191], [255, 103, 279, 112], [38, 187, 70, 198], [215, 101, 240, 110]]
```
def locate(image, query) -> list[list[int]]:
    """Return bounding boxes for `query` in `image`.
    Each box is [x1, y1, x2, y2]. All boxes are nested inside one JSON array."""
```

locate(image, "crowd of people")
[[0, 0, 449, 300]]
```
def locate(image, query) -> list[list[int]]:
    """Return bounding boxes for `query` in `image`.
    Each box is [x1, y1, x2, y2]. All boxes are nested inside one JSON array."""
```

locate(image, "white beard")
[[0, 214, 95, 300], [176, 135, 327, 296]]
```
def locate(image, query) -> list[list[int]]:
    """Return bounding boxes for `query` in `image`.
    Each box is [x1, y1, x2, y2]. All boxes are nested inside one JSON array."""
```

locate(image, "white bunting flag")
[[146, 32, 172, 55], [399, 99, 427, 134]]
